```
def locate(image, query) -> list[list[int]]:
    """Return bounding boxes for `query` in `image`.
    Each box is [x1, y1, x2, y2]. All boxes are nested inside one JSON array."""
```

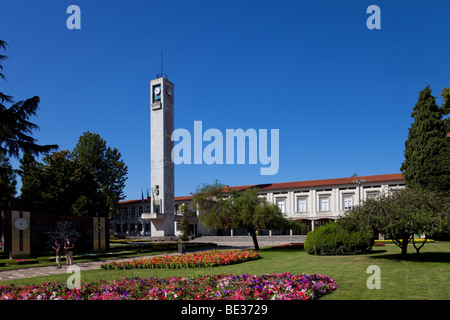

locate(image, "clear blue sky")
[[1, 0, 449, 200]]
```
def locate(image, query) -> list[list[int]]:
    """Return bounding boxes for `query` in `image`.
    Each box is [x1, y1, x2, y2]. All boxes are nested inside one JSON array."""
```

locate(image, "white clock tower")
[[142, 74, 176, 238]]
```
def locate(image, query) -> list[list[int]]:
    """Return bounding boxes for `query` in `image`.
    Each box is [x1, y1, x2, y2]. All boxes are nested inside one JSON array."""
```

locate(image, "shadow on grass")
[[259, 245, 305, 253], [369, 249, 388, 254], [369, 251, 450, 263]]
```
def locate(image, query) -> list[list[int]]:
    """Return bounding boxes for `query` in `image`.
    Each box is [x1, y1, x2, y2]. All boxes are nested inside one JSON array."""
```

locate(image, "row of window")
[[113, 222, 151, 233], [116, 204, 191, 218], [116, 206, 150, 218], [275, 193, 379, 213]]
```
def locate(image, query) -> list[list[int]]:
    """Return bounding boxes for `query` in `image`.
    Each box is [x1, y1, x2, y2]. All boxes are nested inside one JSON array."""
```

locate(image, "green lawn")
[[1, 243, 449, 300]]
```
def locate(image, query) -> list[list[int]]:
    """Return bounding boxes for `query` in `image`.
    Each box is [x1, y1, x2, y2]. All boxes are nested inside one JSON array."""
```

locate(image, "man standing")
[[52, 240, 62, 269], [64, 237, 75, 266]]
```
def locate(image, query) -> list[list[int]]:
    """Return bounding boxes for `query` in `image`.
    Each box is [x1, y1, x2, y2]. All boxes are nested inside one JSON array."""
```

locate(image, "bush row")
[[304, 222, 372, 255]]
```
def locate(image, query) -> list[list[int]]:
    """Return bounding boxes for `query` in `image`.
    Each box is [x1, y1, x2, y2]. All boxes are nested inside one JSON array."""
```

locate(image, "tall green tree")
[[193, 181, 302, 250], [72, 131, 128, 217], [0, 40, 58, 160], [18, 151, 44, 211], [19, 133, 127, 217], [0, 152, 17, 209], [19, 150, 97, 216], [178, 203, 194, 242], [400, 86, 450, 194]]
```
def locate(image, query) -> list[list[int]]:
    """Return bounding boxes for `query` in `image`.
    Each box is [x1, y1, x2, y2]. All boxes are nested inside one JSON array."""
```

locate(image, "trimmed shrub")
[[304, 222, 372, 255]]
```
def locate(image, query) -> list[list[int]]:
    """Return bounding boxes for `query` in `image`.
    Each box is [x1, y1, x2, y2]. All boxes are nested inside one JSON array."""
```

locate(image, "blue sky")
[[1, 0, 449, 200]]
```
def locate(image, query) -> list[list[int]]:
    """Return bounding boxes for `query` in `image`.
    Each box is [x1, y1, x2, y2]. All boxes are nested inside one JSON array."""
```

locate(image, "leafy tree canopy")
[[19, 132, 128, 218], [72, 131, 128, 217], [193, 181, 303, 250], [19, 150, 97, 216], [338, 188, 450, 256]]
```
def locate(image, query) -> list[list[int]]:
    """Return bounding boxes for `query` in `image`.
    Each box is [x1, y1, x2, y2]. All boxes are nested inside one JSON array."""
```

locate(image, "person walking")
[[64, 237, 75, 266], [52, 240, 62, 269]]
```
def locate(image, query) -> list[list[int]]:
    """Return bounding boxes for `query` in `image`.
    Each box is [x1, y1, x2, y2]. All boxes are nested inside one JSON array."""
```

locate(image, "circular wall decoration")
[[95, 223, 103, 232], [14, 218, 28, 230]]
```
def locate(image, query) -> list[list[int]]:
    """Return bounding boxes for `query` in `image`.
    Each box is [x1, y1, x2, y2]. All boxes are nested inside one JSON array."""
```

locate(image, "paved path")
[[0, 254, 179, 282], [0, 235, 305, 282], [190, 235, 306, 249]]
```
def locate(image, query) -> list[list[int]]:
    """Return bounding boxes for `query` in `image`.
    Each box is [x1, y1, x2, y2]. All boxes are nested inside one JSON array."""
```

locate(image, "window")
[[122, 208, 128, 217], [319, 196, 329, 211], [277, 199, 286, 213], [343, 195, 353, 210], [131, 207, 136, 217], [297, 198, 307, 212], [367, 193, 379, 200]]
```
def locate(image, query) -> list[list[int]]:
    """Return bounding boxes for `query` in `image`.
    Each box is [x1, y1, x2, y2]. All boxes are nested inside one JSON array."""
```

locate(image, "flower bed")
[[0, 273, 338, 300], [100, 249, 260, 270], [373, 242, 385, 247], [6, 259, 39, 266]]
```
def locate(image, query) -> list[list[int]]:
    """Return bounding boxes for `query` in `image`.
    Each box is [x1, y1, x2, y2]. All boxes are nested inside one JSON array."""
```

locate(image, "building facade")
[[110, 173, 405, 238]]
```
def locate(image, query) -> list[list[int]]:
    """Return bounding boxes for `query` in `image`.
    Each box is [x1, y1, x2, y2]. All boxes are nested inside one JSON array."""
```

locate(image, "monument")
[[141, 67, 177, 238], [1, 210, 108, 258]]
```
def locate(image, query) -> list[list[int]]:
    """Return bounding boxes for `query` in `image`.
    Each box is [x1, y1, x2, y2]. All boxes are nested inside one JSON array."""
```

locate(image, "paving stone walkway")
[[190, 235, 307, 248], [0, 235, 305, 282]]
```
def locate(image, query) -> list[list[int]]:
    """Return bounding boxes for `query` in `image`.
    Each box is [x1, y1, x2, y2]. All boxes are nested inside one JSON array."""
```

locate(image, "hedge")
[[304, 222, 372, 255]]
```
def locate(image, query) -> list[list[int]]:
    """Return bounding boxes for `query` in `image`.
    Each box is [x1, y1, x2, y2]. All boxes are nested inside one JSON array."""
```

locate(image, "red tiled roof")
[[221, 184, 259, 193], [119, 173, 404, 204], [118, 199, 149, 205], [174, 196, 193, 201], [118, 196, 193, 204], [257, 173, 404, 191]]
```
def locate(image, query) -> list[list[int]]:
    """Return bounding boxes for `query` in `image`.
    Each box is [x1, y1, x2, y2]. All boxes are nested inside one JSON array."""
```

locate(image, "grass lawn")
[[1, 243, 449, 300]]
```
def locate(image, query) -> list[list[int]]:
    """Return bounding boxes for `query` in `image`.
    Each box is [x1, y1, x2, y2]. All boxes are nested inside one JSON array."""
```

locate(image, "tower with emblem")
[[142, 58, 176, 237]]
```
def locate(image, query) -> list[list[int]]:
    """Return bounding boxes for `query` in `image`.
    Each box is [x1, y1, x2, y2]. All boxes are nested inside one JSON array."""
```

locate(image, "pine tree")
[[0, 40, 58, 160], [400, 86, 450, 194]]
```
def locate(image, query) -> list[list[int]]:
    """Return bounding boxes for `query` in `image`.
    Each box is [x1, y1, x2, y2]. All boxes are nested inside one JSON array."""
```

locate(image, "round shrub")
[[304, 222, 372, 255]]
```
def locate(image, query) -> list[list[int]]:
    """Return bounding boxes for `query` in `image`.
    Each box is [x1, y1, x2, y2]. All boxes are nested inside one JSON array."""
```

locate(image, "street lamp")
[[353, 179, 366, 205]]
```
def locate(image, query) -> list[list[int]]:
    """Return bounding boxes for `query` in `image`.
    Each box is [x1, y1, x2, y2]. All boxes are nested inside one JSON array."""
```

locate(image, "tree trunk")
[[249, 230, 259, 251], [412, 237, 427, 254], [400, 237, 409, 256]]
